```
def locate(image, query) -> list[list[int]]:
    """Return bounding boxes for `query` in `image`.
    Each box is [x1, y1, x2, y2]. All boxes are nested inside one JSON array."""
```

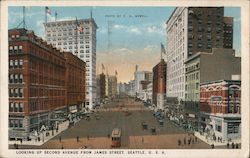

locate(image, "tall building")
[[152, 59, 167, 109], [8, 28, 86, 140], [166, 7, 233, 101], [44, 18, 97, 109], [108, 75, 117, 97], [200, 80, 241, 141], [134, 70, 152, 96], [128, 80, 135, 96], [185, 48, 241, 103], [97, 73, 106, 101]]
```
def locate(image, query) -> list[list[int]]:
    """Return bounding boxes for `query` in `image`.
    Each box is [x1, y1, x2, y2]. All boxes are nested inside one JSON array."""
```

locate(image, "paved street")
[[10, 96, 213, 149]]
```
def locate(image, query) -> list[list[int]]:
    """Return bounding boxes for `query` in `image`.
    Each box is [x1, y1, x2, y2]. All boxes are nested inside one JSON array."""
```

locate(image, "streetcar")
[[111, 128, 122, 147]]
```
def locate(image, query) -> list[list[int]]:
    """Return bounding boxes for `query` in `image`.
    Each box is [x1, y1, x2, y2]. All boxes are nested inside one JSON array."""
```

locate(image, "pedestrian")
[[227, 142, 229, 149], [59, 136, 61, 142], [178, 139, 181, 146], [232, 142, 235, 149], [211, 144, 214, 149], [236, 143, 239, 149], [220, 137, 222, 143], [76, 136, 79, 142], [184, 138, 186, 145]]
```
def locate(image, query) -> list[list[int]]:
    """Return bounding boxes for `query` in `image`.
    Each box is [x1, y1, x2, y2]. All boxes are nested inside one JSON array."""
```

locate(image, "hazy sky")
[[9, 6, 241, 83]]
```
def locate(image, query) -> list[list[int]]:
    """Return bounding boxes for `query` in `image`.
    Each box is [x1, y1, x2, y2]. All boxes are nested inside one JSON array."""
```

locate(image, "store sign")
[[188, 114, 195, 118], [211, 96, 222, 102]]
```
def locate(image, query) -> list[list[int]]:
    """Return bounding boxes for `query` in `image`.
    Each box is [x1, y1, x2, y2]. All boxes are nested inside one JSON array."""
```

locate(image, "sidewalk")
[[9, 120, 70, 146], [194, 132, 241, 146]]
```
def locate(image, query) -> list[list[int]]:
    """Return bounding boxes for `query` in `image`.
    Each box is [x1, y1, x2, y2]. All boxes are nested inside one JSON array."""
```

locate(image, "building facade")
[[185, 48, 241, 103], [200, 80, 241, 141], [8, 28, 86, 140], [108, 75, 117, 97], [64, 52, 86, 113], [44, 18, 97, 109], [223, 17, 234, 49], [152, 59, 167, 109], [128, 80, 135, 96], [166, 7, 233, 101], [134, 70, 152, 97], [97, 73, 106, 102], [9, 29, 66, 139]]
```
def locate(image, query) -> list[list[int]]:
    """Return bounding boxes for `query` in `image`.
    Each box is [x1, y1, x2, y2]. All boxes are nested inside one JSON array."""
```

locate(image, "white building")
[[166, 7, 188, 101], [134, 71, 152, 97], [146, 82, 153, 103], [128, 80, 135, 96], [44, 18, 97, 109]]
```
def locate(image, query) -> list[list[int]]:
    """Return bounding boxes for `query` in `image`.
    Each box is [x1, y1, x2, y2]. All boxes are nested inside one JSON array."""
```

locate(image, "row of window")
[[9, 74, 23, 84], [9, 59, 23, 69], [9, 119, 23, 128], [47, 31, 90, 37], [9, 102, 24, 112], [47, 36, 90, 42], [58, 42, 90, 48], [9, 46, 23, 54], [188, 26, 222, 33], [47, 26, 90, 32], [9, 88, 24, 98]]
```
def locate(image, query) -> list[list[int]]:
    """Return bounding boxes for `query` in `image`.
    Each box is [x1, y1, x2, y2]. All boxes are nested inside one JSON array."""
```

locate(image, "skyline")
[[8, 6, 241, 83]]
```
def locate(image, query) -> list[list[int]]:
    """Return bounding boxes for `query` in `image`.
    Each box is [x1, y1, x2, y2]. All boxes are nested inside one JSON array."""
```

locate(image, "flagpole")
[[23, 7, 26, 29], [55, 12, 57, 21], [161, 48, 162, 60], [45, 7, 47, 24], [75, 17, 78, 53]]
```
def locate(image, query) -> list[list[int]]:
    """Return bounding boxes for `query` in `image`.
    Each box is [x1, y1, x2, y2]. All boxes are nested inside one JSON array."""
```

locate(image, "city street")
[[10, 96, 212, 149]]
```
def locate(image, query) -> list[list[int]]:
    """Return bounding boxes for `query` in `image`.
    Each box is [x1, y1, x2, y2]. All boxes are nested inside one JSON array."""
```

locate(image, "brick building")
[[8, 28, 86, 140], [199, 80, 241, 141], [108, 75, 117, 98], [152, 59, 167, 109], [96, 73, 106, 103], [64, 52, 86, 113]]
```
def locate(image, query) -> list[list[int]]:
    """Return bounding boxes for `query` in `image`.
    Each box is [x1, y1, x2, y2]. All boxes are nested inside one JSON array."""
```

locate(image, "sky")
[[8, 6, 241, 83]]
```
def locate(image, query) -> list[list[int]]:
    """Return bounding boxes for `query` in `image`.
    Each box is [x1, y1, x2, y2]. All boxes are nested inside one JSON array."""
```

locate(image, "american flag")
[[77, 23, 84, 33], [161, 43, 166, 54]]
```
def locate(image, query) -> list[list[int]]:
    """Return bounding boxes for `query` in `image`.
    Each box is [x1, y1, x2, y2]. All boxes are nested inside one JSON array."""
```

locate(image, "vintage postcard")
[[0, 0, 249, 158]]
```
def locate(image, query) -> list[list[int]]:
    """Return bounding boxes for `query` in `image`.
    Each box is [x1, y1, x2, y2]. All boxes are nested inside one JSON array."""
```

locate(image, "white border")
[[1, 1, 249, 158]]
